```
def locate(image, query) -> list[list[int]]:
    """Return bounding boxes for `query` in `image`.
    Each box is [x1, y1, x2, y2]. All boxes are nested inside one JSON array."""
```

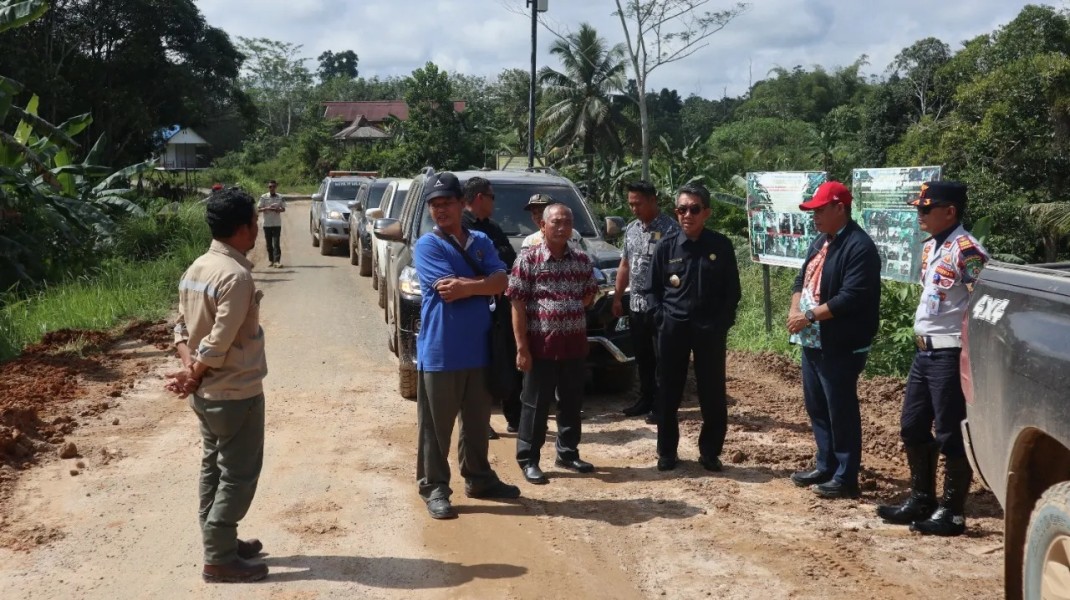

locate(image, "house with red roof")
[[322, 100, 467, 141]]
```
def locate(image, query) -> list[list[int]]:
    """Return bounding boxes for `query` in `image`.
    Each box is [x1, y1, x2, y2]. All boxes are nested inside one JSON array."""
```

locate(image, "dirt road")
[[0, 201, 1004, 598]]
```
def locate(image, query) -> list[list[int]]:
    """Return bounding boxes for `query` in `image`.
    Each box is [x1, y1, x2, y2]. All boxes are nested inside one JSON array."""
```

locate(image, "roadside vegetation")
[[3, 1, 1069, 379]]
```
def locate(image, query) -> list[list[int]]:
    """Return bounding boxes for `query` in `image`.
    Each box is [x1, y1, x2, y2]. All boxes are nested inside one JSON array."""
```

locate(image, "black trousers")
[[901, 348, 967, 458], [656, 314, 728, 460], [501, 372, 522, 427], [516, 358, 584, 466], [630, 310, 659, 409], [264, 226, 281, 263]]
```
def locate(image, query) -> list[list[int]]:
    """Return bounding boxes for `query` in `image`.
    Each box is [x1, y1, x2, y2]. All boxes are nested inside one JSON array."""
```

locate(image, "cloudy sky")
[[196, 0, 1050, 98]]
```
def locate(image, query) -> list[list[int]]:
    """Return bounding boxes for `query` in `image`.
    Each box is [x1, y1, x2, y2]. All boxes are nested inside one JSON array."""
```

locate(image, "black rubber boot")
[[877, 443, 938, 524], [910, 456, 972, 537]]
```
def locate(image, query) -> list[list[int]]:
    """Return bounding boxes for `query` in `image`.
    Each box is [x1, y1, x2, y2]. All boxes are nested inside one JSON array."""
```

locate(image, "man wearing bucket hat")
[[877, 181, 988, 536], [521, 194, 586, 251], [787, 181, 881, 499]]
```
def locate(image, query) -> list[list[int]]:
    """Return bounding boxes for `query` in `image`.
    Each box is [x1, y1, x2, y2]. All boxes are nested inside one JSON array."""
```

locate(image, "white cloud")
[[194, 0, 1040, 97]]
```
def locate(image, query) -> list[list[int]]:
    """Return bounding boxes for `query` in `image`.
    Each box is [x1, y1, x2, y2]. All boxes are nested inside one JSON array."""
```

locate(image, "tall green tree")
[[237, 37, 313, 137], [888, 37, 952, 121], [403, 62, 472, 170], [611, 0, 749, 179], [537, 23, 629, 182], [316, 50, 359, 82]]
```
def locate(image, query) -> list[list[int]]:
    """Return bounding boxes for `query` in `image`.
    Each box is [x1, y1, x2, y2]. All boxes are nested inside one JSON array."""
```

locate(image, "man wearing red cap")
[[787, 181, 881, 499]]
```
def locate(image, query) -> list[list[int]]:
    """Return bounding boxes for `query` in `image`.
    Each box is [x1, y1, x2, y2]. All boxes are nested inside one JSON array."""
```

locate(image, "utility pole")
[[526, 0, 547, 169]]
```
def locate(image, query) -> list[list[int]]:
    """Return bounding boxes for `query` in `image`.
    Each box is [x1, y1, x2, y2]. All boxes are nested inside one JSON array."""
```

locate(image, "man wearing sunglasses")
[[787, 181, 881, 500], [645, 184, 741, 472], [877, 181, 987, 536]]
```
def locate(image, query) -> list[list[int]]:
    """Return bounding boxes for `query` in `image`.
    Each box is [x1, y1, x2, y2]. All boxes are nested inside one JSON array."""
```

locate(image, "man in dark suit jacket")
[[785, 181, 881, 500]]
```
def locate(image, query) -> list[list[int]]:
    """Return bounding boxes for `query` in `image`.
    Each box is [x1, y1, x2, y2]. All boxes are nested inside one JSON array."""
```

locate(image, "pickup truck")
[[961, 260, 1070, 600]]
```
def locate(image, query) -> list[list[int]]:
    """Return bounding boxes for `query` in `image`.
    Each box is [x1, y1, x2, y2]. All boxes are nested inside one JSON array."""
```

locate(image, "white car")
[[369, 179, 410, 314]]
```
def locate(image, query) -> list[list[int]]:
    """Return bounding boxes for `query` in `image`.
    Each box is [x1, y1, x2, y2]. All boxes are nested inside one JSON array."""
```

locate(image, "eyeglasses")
[[674, 204, 704, 216], [917, 204, 948, 215]]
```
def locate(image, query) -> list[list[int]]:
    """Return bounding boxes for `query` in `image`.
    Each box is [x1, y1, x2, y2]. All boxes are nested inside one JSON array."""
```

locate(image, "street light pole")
[[527, 0, 538, 169]]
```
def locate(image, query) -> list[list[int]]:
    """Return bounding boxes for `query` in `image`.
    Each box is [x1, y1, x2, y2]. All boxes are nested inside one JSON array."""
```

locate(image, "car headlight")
[[601, 267, 618, 286], [399, 266, 422, 296], [328, 210, 343, 220], [592, 267, 607, 285]]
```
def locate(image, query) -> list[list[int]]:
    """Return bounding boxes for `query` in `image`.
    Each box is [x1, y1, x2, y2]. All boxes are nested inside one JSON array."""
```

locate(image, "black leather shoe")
[[466, 480, 521, 499], [236, 538, 263, 560], [426, 498, 458, 520], [877, 493, 938, 525], [813, 480, 860, 499], [622, 401, 653, 417], [910, 507, 966, 537], [506, 423, 519, 433], [487, 427, 500, 440], [657, 456, 678, 471], [555, 457, 594, 473], [645, 412, 657, 425], [699, 456, 723, 472], [522, 464, 548, 484], [790, 469, 832, 488], [202, 557, 268, 583]]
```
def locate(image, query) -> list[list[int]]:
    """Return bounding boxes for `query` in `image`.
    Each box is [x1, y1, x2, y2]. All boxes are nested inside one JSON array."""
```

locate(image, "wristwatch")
[[804, 309, 816, 323]]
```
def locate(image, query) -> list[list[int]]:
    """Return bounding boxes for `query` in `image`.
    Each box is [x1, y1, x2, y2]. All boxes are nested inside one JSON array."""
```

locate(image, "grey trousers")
[[190, 393, 265, 565], [416, 368, 500, 502]]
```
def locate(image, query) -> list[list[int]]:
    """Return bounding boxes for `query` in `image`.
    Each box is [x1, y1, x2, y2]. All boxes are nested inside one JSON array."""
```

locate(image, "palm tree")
[[1027, 202, 1070, 262], [537, 23, 629, 184]]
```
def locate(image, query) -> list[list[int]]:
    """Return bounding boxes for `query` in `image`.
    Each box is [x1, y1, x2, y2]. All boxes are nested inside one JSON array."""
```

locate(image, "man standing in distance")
[[258, 180, 286, 268], [165, 187, 269, 583], [508, 204, 599, 484], [877, 182, 987, 536], [646, 184, 741, 472], [613, 180, 680, 423], [412, 172, 521, 520], [462, 176, 520, 437], [787, 181, 881, 499]]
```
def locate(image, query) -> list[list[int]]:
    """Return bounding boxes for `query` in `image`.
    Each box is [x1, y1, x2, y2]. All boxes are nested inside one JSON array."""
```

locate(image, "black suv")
[[347, 178, 396, 275], [374, 168, 635, 399]]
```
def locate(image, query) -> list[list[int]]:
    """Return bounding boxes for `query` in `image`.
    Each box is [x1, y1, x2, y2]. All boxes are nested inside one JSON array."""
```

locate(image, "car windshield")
[[417, 183, 597, 238], [388, 188, 409, 219], [367, 181, 391, 209], [326, 180, 361, 201]]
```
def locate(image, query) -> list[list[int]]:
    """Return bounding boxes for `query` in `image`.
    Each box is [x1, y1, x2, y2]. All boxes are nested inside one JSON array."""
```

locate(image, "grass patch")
[[0, 203, 210, 362]]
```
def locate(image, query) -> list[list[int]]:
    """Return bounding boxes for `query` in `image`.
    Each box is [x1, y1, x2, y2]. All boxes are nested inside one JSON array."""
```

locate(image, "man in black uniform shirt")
[[645, 184, 742, 472], [462, 177, 521, 438]]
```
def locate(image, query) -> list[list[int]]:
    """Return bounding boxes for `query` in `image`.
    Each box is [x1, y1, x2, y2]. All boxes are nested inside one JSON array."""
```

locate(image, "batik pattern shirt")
[[622, 213, 679, 312]]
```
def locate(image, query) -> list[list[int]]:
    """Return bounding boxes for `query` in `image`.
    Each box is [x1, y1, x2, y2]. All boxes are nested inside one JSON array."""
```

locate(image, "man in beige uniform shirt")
[[166, 187, 269, 583]]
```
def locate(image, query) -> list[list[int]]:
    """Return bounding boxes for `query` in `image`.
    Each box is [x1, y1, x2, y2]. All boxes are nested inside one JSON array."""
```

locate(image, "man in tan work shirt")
[[165, 187, 270, 583]]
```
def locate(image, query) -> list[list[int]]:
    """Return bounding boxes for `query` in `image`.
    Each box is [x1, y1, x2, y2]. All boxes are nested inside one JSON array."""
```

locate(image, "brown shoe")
[[237, 538, 263, 559], [202, 557, 268, 583]]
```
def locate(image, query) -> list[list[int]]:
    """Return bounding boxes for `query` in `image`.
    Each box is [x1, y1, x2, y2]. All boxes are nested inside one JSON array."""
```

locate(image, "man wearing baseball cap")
[[411, 172, 521, 520], [877, 181, 987, 536], [787, 181, 881, 499]]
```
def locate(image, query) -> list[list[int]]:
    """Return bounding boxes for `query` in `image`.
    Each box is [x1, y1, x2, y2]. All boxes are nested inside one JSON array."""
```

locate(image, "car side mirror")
[[366, 208, 384, 220], [347, 201, 363, 211], [604, 216, 626, 241], [373, 218, 404, 242], [311, 193, 324, 202]]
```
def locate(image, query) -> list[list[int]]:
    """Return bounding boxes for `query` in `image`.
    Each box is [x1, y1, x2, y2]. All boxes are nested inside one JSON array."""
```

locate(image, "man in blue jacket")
[[786, 181, 881, 499]]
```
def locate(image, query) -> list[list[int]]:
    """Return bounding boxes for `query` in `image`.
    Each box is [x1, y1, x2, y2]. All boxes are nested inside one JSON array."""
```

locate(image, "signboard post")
[[852, 166, 942, 283]]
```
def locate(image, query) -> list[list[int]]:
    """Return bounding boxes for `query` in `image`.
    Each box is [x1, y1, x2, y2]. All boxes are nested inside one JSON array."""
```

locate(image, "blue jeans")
[[801, 348, 868, 486]]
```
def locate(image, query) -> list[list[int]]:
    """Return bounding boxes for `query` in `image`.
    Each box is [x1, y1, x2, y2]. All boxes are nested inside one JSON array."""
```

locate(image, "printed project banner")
[[746, 171, 827, 268], [852, 166, 942, 283]]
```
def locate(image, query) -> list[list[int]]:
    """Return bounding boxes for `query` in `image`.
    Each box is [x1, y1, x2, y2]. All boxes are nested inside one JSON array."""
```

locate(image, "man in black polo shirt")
[[462, 177, 521, 438], [646, 184, 741, 472], [787, 181, 881, 500]]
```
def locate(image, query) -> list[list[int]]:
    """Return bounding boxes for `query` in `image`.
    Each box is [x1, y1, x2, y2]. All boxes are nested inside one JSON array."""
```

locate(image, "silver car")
[[310, 173, 370, 255]]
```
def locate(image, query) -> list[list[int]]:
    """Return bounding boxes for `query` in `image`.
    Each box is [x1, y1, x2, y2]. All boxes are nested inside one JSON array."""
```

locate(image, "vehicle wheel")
[[592, 365, 636, 394], [319, 237, 331, 256], [358, 251, 372, 277], [1025, 481, 1070, 599], [340, 241, 350, 258], [388, 318, 398, 354], [371, 256, 380, 290], [399, 364, 417, 400], [349, 235, 359, 265], [378, 277, 387, 310], [311, 219, 320, 248]]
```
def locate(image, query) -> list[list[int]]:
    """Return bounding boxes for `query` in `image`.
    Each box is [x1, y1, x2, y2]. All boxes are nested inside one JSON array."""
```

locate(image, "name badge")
[[926, 293, 941, 316]]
